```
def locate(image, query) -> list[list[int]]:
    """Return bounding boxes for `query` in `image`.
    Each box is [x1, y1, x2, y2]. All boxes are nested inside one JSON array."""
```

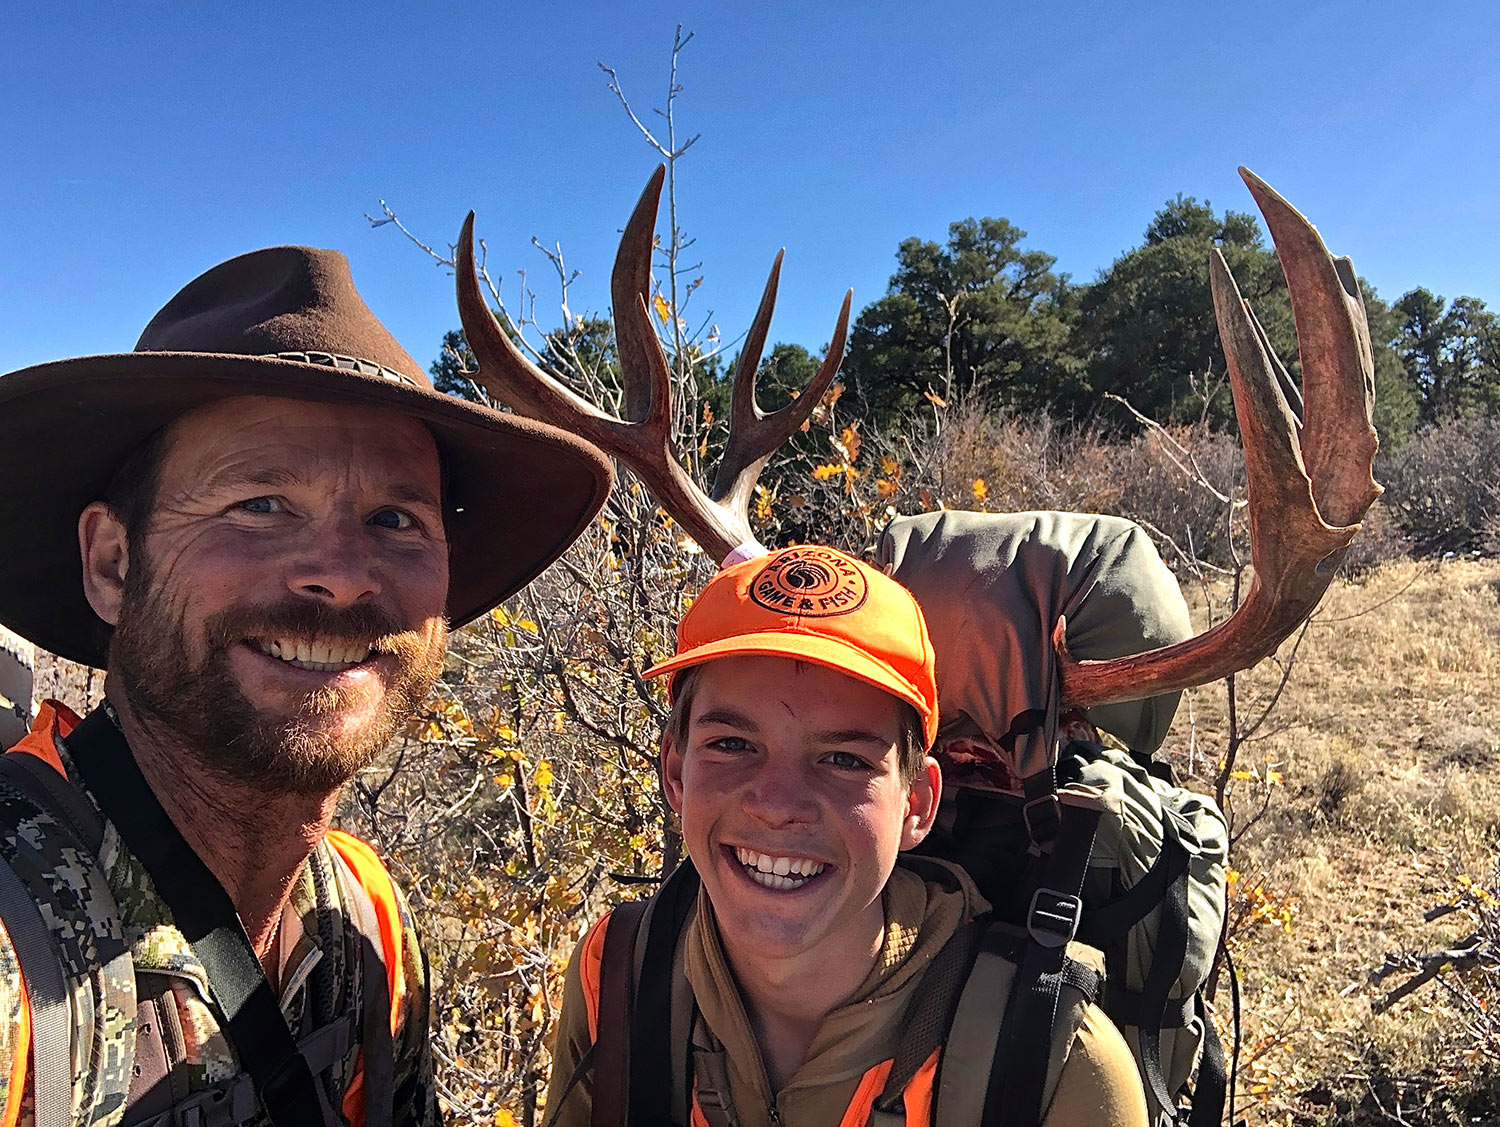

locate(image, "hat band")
[[273, 350, 418, 389]]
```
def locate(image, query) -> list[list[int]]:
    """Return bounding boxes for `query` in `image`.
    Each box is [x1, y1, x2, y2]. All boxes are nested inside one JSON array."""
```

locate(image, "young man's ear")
[[900, 756, 943, 851], [79, 502, 129, 627], [660, 730, 686, 816]]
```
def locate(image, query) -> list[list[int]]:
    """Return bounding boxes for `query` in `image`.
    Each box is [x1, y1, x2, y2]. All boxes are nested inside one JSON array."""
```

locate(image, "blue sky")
[[3, 2, 1496, 378]]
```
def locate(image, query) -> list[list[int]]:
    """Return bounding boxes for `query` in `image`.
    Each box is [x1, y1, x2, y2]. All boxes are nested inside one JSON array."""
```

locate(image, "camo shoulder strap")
[[0, 747, 137, 1127]]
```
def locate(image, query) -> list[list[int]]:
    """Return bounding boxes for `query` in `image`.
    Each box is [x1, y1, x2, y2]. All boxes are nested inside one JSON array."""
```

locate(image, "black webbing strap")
[[549, 1043, 597, 1119], [63, 707, 330, 1127], [874, 919, 984, 1114], [987, 799, 1100, 1127], [591, 897, 648, 1127], [1135, 860, 1192, 1116], [1077, 809, 1197, 1122], [627, 861, 701, 1127], [1186, 991, 1227, 1127], [1102, 987, 1195, 1030], [1077, 827, 1190, 947]]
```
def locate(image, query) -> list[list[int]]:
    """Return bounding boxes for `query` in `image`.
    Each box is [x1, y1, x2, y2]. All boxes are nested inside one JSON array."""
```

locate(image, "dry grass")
[[1166, 558, 1500, 1124]]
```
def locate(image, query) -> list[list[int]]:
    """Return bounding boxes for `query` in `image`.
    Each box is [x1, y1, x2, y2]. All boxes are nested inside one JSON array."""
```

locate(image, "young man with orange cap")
[[542, 545, 1147, 1127]]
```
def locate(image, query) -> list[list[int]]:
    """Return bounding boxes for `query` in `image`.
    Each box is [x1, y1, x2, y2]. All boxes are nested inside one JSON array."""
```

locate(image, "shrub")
[[1379, 414, 1500, 553]]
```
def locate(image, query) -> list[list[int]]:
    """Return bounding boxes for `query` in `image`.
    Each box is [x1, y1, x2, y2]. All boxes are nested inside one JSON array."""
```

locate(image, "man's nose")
[[287, 515, 382, 605], [742, 768, 818, 827]]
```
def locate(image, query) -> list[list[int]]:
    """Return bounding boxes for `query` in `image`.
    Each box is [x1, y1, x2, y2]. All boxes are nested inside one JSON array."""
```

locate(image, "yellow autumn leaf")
[[652, 293, 672, 324], [1230, 769, 1256, 781], [925, 389, 947, 408], [812, 463, 844, 480], [876, 478, 898, 498], [838, 424, 862, 464], [752, 484, 773, 522], [534, 759, 555, 790], [495, 1111, 519, 1127], [489, 606, 509, 625], [515, 618, 538, 633], [971, 478, 988, 503]]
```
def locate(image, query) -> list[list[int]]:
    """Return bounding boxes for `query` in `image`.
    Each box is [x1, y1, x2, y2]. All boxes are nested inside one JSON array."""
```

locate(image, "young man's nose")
[[742, 768, 819, 826]]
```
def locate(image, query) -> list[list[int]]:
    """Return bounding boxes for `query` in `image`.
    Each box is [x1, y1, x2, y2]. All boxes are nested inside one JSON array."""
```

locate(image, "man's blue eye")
[[240, 497, 281, 514], [371, 508, 413, 531]]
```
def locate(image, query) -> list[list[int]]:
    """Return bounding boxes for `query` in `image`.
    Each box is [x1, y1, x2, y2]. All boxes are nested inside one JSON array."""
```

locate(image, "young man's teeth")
[[257, 639, 372, 671], [732, 847, 827, 888]]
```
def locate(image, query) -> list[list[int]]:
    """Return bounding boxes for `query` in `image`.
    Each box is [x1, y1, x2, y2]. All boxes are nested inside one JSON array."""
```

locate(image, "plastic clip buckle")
[[1027, 886, 1083, 949], [1022, 793, 1061, 845]]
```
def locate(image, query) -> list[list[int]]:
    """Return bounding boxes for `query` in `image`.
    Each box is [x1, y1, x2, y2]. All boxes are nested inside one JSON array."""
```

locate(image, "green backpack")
[[878, 510, 1230, 1127]]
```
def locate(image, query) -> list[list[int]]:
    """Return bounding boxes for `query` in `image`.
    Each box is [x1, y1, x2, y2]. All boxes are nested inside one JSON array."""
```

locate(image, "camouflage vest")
[[0, 703, 408, 1127]]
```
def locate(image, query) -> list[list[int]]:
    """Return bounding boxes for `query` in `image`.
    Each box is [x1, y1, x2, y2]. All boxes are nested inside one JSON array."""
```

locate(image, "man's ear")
[[661, 730, 686, 816], [79, 502, 129, 627], [900, 756, 943, 851]]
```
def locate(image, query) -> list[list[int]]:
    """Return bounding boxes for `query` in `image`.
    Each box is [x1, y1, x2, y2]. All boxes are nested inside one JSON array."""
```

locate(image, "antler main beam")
[[457, 165, 852, 564], [1057, 168, 1382, 708]]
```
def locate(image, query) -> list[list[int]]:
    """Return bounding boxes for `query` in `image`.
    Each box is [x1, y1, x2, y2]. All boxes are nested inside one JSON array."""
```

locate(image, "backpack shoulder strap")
[[592, 897, 648, 1127], [872, 918, 983, 1120], [0, 745, 136, 1127], [63, 707, 330, 1127], [0, 845, 73, 1127], [989, 796, 1102, 1127], [929, 931, 1101, 1127], [591, 861, 702, 1127]]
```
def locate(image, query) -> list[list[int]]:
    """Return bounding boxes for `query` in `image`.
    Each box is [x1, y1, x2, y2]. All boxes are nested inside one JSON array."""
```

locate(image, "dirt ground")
[[1167, 557, 1500, 1125]]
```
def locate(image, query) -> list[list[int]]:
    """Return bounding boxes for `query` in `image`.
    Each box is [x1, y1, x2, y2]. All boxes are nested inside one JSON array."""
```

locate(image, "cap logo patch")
[[749, 546, 868, 617]]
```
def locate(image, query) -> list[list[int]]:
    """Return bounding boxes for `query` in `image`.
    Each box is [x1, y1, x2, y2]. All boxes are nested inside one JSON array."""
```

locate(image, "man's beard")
[[109, 557, 447, 796]]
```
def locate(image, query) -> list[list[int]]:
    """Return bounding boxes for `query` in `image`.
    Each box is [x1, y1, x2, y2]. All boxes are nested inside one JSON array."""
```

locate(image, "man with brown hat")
[[0, 246, 614, 1127]]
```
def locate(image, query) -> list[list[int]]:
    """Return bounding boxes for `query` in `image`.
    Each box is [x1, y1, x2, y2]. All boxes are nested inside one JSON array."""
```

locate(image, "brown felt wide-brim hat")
[[0, 245, 614, 669]]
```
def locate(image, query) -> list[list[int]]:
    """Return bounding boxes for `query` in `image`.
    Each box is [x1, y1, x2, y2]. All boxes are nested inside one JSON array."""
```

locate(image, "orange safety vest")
[[576, 912, 940, 1127], [1, 701, 405, 1127]]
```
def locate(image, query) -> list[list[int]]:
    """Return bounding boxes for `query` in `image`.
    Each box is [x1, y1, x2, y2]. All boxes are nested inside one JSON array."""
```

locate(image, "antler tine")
[[461, 196, 747, 561], [727, 249, 785, 447], [456, 212, 614, 430], [710, 254, 853, 511], [1240, 168, 1381, 526], [611, 165, 668, 425], [460, 171, 854, 565], [1057, 171, 1381, 708]]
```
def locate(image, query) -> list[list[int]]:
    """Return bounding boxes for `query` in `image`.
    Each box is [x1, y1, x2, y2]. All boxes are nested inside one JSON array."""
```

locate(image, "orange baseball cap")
[[644, 545, 939, 745]]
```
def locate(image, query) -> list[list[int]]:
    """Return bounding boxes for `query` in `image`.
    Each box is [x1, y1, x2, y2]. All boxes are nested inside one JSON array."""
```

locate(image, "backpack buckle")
[[1022, 793, 1061, 845], [1026, 886, 1082, 948]]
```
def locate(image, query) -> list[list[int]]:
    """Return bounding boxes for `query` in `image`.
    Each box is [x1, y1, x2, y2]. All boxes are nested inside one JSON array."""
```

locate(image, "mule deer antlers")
[[1056, 167, 1382, 707], [456, 165, 852, 564]]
